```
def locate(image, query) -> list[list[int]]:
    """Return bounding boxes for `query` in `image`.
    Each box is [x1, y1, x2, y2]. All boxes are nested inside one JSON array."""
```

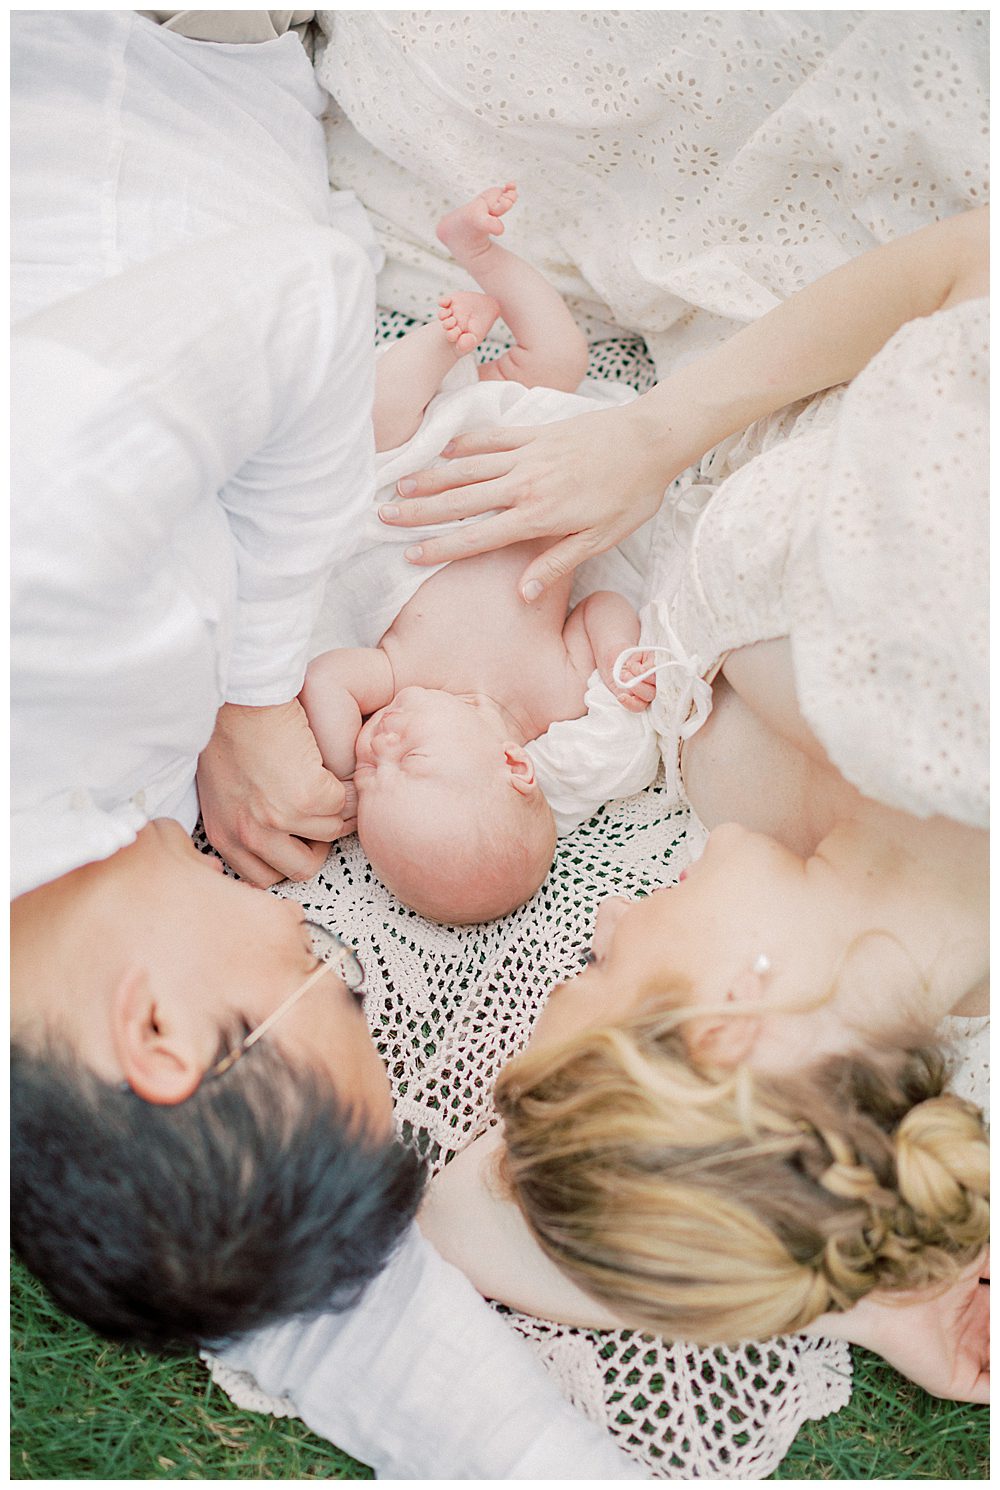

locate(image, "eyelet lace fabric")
[[316, 10, 987, 378], [644, 299, 988, 830]]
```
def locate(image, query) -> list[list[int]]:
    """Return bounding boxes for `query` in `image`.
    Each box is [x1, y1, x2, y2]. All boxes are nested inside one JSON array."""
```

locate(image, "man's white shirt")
[[11, 12, 642, 1477]]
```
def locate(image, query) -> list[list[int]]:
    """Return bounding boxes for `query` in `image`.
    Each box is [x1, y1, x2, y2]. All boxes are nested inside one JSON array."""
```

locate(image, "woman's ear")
[[688, 966, 767, 1066], [688, 1012, 761, 1067], [110, 966, 203, 1105], [503, 742, 539, 798]]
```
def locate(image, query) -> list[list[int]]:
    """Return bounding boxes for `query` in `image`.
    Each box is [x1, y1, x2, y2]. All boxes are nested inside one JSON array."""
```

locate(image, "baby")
[[303, 186, 656, 923]]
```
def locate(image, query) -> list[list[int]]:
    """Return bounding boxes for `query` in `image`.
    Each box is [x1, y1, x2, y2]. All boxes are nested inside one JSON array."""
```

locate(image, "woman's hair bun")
[[894, 1093, 989, 1248]]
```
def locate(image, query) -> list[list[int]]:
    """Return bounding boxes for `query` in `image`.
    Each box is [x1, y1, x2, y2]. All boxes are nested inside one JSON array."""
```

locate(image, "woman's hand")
[[808, 1252, 989, 1404], [379, 403, 676, 602]]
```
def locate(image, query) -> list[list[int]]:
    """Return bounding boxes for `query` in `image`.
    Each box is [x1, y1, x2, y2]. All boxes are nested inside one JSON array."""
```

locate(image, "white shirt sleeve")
[[21, 221, 375, 704], [210, 229, 377, 703], [12, 226, 375, 893], [527, 671, 661, 837], [213, 1227, 646, 1480]]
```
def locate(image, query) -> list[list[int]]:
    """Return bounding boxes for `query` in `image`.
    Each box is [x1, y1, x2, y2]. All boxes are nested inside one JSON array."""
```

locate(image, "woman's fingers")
[[399, 507, 534, 568], [381, 473, 516, 530], [383, 430, 537, 509], [441, 426, 537, 460], [518, 531, 605, 602]]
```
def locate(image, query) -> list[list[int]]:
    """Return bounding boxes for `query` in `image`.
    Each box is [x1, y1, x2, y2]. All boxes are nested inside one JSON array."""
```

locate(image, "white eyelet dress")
[[645, 297, 988, 828]]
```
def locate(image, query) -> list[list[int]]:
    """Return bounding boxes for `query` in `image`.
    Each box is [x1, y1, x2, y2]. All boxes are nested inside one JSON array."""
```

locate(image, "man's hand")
[[808, 1252, 989, 1405], [196, 699, 356, 886]]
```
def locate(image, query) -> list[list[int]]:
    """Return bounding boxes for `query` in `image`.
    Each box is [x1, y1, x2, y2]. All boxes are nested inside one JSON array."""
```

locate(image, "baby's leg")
[[373, 315, 489, 452], [437, 184, 588, 391]]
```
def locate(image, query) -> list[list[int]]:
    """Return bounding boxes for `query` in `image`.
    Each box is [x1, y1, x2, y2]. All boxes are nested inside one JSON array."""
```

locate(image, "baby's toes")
[[455, 329, 478, 353]]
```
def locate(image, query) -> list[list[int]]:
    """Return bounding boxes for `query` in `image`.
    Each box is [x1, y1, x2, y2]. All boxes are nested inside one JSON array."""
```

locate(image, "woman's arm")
[[423, 1134, 989, 1405], [803, 1253, 989, 1405], [382, 209, 988, 599], [418, 1128, 627, 1330]]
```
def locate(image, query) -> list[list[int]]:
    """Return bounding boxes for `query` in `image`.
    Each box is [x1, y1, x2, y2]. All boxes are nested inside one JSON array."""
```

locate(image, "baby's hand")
[[608, 649, 657, 712]]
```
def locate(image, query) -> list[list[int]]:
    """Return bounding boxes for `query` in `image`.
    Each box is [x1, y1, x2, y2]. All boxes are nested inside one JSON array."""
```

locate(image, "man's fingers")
[[283, 809, 352, 842], [518, 533, 599, 603], [215, 839, 286, 889], [400, 508, 532, 567], [247, 830, 329, 884], [307, 766, 348, 818]]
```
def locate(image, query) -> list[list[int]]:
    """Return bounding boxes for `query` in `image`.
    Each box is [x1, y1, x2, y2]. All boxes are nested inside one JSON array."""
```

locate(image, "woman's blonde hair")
[[494, 1014, 988, 1345]]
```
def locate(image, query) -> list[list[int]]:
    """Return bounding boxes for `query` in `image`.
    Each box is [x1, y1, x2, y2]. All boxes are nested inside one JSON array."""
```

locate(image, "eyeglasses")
[[204, 920, 366, 1083]]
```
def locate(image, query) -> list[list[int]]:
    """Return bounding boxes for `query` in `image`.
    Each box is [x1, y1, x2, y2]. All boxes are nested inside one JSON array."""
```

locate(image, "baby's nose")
[[371, 728, 402, 758]]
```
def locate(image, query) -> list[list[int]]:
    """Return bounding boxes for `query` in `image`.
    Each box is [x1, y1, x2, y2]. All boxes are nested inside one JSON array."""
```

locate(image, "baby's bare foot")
[[437, 291, 501, 355], [437, 182, 518, 261]]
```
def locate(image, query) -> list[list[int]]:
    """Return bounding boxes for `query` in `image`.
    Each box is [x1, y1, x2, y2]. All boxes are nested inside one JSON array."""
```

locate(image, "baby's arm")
[[562, 591, 656, 712], [300, 647, 395, 781]]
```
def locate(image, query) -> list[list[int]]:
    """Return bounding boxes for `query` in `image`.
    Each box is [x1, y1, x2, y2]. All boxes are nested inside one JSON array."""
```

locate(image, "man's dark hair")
[[11, 1038, 424, 1353]]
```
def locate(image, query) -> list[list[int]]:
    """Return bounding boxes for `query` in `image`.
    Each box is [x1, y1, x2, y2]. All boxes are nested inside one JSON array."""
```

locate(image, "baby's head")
[[354, 687, 557, 924]]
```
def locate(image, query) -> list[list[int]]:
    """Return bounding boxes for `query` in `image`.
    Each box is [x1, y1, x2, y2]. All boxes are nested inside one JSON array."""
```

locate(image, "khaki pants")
[[138, 10, 315, 48]]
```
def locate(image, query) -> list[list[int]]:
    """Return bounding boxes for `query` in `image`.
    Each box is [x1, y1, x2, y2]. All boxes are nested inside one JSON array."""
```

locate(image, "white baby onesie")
[[525, 671, 659, 837]]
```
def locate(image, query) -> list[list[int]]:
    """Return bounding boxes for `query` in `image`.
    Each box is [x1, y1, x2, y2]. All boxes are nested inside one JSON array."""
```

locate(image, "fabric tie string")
[[613, 622, 713, 797]]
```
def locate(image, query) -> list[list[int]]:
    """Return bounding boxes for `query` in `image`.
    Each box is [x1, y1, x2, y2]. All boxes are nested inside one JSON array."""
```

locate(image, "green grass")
[[11, 1255, 988, 1480], [10, 1258, 371, 1480]]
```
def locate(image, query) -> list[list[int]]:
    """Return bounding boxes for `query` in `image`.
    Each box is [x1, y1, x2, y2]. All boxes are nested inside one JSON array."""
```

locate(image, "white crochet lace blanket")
[[315, 10, 987, 377]]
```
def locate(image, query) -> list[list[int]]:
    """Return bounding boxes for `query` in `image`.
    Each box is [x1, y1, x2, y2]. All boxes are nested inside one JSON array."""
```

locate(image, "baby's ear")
[[503, 742, 538, 798]]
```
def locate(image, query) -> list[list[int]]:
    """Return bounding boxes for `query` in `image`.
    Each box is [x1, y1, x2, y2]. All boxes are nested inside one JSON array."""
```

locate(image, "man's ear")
[[503, 742, 539, 798], [110, 966, 203, 1105]]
